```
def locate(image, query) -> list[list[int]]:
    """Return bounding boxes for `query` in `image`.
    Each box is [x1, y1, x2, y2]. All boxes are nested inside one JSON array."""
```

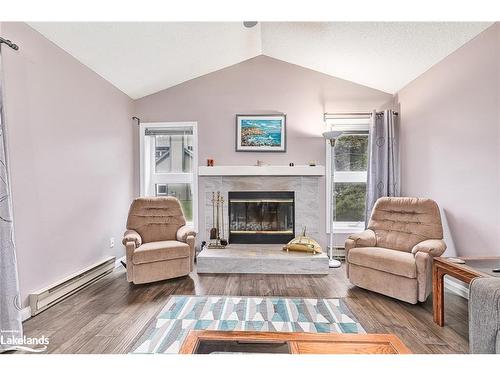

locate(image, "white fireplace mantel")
[[198, 165, 325, 177]]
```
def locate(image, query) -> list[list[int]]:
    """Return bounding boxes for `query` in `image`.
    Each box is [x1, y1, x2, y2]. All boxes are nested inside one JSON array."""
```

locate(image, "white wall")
[[1, 22, 135, 307], [396, 23, 500, 256]]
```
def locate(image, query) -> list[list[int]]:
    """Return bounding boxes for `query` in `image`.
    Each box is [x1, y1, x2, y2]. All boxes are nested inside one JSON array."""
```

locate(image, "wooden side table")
[[433, 257, 500, 326]]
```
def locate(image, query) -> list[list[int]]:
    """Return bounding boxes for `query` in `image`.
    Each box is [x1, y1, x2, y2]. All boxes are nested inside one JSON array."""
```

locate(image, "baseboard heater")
[[328, 246, 346, 260], [29, 256, 116, 316]]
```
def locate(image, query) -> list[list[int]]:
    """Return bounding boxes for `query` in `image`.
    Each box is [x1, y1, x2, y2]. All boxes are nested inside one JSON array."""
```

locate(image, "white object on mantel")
[[198, 165, 325, 176]]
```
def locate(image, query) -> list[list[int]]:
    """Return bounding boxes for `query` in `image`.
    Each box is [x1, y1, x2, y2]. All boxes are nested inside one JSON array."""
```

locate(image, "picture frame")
[[235, 114, 286, 152]]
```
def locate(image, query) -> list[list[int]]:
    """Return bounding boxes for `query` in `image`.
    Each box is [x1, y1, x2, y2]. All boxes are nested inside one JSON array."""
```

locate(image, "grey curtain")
[[0, 47, 23, 352], [365, 109, 400, 222]]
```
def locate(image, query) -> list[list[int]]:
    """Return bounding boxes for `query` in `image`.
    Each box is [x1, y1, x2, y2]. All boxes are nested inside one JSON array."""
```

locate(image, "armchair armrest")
[[345, 229, 377, 249], [122, 229, 142, 247], [344, 229, 376, 278], [411, 239, 446, 257], [177, 225, 196, 273], [176, 225, 196, 243], [123, 229, 142, 282]]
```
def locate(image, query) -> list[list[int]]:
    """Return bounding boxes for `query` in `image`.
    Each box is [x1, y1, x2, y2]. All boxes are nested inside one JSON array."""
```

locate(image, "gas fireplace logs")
[[208, 191, 227, 249]]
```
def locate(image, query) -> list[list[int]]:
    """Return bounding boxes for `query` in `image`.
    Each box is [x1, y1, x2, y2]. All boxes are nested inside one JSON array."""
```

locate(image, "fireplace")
[[228, 191, 295, 244]]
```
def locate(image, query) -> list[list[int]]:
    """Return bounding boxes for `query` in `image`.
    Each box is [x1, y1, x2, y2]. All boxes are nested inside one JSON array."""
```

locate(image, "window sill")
[[327, 223, 365, 235]]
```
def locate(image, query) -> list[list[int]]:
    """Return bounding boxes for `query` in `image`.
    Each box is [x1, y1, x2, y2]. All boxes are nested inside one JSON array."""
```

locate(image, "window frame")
[[140, 121, 198, 231], [325, 116, 370, 234]]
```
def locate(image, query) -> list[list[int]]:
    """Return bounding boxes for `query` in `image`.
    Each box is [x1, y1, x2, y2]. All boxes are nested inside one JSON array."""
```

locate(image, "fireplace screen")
[[228, 191, 295, 244]]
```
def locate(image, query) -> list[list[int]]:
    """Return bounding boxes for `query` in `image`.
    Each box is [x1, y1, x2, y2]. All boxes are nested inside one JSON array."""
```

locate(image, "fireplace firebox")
[[228, 191, 295, 244]]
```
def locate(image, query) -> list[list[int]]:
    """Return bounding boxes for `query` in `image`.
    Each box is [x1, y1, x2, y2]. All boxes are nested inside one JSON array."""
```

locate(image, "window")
[[325, 115, 370, 233], [140, 122, 198, 229]]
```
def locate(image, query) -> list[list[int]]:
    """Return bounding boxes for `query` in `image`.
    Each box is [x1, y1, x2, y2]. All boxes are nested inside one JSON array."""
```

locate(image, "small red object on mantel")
[[207, 159, 214, 167]]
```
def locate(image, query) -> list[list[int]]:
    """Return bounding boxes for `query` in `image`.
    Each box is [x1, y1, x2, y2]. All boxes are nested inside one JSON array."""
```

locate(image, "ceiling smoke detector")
[[243, 22, 258, 28]]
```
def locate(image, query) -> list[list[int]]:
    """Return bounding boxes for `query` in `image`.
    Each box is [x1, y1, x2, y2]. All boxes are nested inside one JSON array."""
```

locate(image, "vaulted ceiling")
[[29, 22, 493, 99]]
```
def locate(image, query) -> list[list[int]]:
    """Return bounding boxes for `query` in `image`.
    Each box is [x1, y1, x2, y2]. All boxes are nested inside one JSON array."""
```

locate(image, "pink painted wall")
[[134, 55, 392, 246], [1, 23, 135, 308], [396, 23, 500, 256]]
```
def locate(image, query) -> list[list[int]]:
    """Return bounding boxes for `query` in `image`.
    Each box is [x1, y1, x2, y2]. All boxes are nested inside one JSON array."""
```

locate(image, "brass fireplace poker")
[[209, 192, 217, 240], [208, 191, 227, 249]]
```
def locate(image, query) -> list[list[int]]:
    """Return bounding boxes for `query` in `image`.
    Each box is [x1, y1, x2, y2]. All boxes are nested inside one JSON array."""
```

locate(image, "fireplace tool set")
[[208, 191, 228, 249]]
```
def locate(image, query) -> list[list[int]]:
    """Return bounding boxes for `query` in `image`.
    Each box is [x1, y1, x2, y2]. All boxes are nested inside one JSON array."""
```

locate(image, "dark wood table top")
[[434, 257, 500, 278]]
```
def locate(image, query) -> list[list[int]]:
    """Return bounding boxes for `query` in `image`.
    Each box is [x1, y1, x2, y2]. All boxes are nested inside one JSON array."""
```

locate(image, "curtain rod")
[[324, 111, 398, 120], [0, 37, 19, 51]]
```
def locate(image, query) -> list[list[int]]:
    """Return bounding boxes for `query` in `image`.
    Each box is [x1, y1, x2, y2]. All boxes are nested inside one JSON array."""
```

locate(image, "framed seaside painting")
[[235, 114, 286, 152]]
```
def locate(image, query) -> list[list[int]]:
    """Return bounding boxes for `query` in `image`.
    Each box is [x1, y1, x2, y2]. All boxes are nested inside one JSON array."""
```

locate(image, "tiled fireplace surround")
[[199, 176, 321, 245]]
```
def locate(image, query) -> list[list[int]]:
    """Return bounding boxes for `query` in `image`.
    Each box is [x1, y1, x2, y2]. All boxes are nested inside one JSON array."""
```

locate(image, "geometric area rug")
[[131, 295, 366, 354]]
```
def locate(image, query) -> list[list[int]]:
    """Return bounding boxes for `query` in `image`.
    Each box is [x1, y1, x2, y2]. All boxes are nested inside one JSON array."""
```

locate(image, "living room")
[[1, 1, 499, 373]]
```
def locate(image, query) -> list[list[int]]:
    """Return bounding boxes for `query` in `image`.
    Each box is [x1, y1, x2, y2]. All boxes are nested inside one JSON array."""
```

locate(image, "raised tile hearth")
[[198, 173, 326, 275], [196, 244, 329, 275]]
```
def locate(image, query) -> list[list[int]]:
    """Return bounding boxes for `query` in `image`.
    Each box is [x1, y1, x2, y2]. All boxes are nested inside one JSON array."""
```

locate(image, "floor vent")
[[29, 256, 116, 316]]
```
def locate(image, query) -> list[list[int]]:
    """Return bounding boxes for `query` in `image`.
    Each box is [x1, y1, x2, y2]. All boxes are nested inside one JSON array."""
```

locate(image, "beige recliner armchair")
[[122, 197, 196, 284], [345, 197, 446, 304]]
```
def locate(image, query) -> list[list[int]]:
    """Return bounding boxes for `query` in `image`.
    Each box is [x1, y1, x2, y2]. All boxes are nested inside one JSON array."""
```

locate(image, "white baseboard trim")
[[20, 306, 31, 322], [20, 256, 124, 322], [444, 276, 469, 300]]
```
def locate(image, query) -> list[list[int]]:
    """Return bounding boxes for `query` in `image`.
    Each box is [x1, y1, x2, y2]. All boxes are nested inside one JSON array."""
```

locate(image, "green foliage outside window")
[[334, 183, 367, 222], [334, 135, 368, 171], [331, 134, 368, 222]]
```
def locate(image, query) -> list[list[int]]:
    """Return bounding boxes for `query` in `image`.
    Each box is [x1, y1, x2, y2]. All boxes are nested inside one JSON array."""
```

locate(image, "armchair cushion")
[[176, 225, 196, 243], [346, 229, 377, 249], [348, 247, 417, 278], [367, 197, 443, 252], [126, 197, 186, 243], [122, 229, 142, 247], [132, 240, 190, 265], [411, 239, 446, 257]]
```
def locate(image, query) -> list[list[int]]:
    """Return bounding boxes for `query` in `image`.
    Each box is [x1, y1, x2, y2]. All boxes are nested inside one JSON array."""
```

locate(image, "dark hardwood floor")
[[22, 263, 469, 354]]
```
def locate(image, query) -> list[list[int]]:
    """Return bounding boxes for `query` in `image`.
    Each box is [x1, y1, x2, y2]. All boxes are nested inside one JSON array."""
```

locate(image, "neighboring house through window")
[[140, 122, 198, 230], [325, 114, 370, 235]]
